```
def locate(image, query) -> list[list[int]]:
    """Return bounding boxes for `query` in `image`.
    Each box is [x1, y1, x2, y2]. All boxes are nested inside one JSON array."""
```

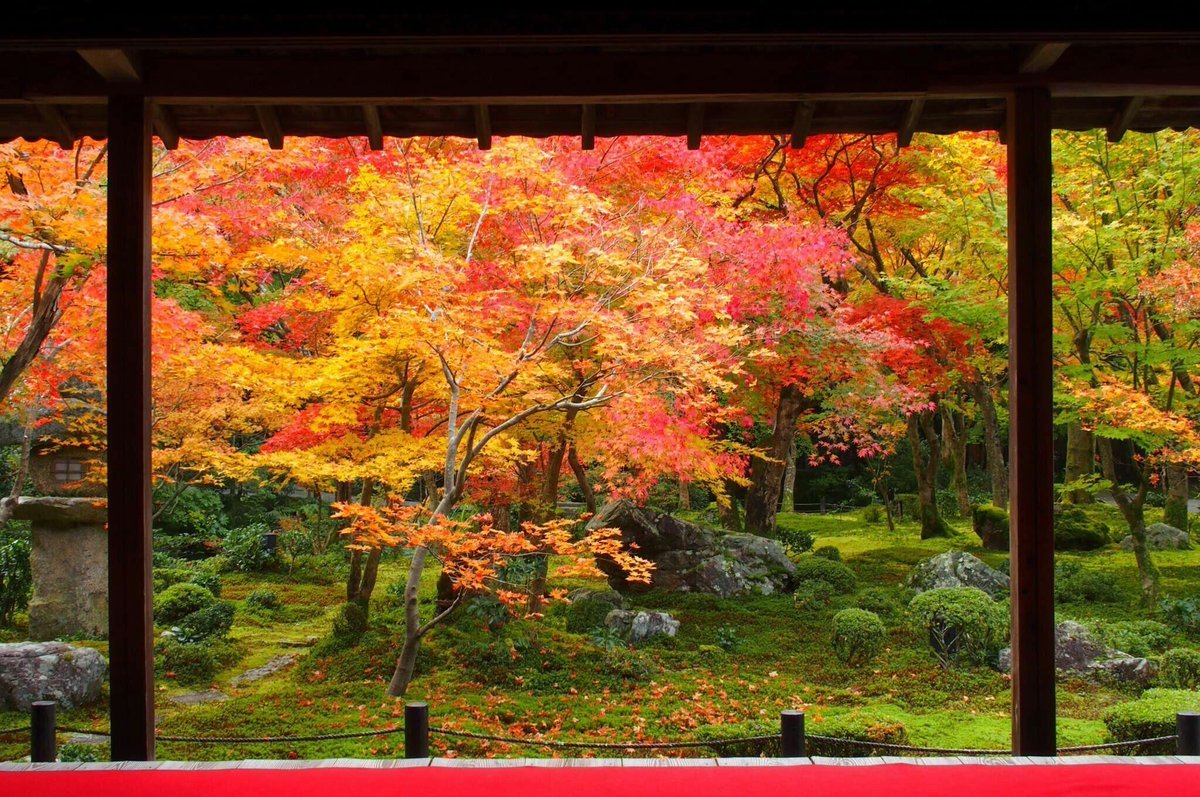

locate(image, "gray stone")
[[566, 588, 626, 609], [586, 499, 795, 596], [1119, 523, 1191, 551], [604, 610, 679, 644], [997, 621, 1155, 685], [169, 689, 229, 705], [907, 551, 1009, 600], [27, 522, 108, 640], [229, 653, 297, 687], [0, 641, 107, 711]]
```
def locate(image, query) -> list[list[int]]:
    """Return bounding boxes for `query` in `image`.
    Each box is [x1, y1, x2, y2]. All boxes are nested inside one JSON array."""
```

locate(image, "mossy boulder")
[[972, 505, 1009, 550], [907, 551, 1009, 600], [1054, 507, 1110, 551]]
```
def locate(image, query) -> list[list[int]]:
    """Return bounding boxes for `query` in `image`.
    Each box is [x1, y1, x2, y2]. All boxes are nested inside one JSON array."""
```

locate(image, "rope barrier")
[[24, 723, 1179, 756]]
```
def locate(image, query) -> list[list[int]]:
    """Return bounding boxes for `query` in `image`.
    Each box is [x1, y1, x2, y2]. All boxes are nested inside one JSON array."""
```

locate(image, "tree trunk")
[[780, 434, 797, 514], [717, 483, 742, 532], [1064, 421, 1095, 504], [971, 381, 1007, 509], [1165, 465, 1189, 531], [346, 479, 380, 607], [1098, 437, 1159, 604], [941, 405, 971, 517], [567, 446, 596, 515], [677, 479, 691, 511], [387, 545, 429, 697], [908, 411, 950, 539], [744, 384, 806, 536]]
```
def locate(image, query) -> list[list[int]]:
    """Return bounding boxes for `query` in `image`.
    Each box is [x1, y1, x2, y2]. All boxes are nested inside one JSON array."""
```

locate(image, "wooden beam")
[[254, 105, 284, 149], [789, 101, 814, 149], [581, 104, 596, 150], [35, 103, 74, 149], [1019, 43, 1070, 74], [898, 97, 925, 147], [686, 102, 704, 150], [106, 93, 155, 762], [1107, 96, 1145, 142], [78, 49, 141, 83], [474, 104, 491, 150], [151, 103, 179, 150], [1007, 85, 1056, 758], [362, 105, 383, 151]]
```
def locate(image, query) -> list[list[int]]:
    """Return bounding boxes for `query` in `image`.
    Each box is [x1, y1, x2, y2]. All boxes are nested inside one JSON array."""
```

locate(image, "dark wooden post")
[[31, 700, 56, 762], [107, 93, 155, 762], [405, 702, 430, 758], [1180, 712, 1200, 756], [1007, 86, 1056, 757], [780, 710, 805, 757]]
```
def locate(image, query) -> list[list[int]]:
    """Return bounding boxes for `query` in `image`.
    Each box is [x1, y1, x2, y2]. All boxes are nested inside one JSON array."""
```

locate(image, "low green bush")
[[152, 567, 192, 594], [813, 545, 842, 562], [58, 743, 101, 762], [154, 582, 217, 624], [155, 638, 219, 685], [244, 589, 280, 613], [861, 504, 883, 524], [908, 587, 1007, 668], [695, 719, 778, 757], [331, 601, 368, 640], [792, 556, 857, 594], [565, 598, 615, 634], [1054, 507, 1111, 551], [777, 526, 815, 556], [811, 711, 910, 757], [1103, 688, 1200, 751], [221, 523, 274, 572], [189, 571, 222, 598], [793, 580, 836, 610], [715, 625, 740, 652], [1158, 648, 1200, 690], [831, 608, 886, 665], [856, 587, 902, 619], [1160, 597, 1200, 637], [174, 601, 235, 643], [0, 525, 32, 626], [1056, 562, 1123, 604], [1092, 620, 1175, 657]]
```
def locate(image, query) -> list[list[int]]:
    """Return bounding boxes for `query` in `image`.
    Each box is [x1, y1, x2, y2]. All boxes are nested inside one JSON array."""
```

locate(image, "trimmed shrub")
[[566, 599, 616, 634], [157, 488, 227, 536], [792, 556, 857, 594], [244, 589, 280, 613], [152, 567, 191, 594], [812, 712, 910, 757], [221, 523, 274, 572], [908, 587, 1007, 667], [1054, 507, 1110, 551], [1055, 562, 1123, 604], [813, 545, 842, 562], [175, 601, 235, 643], [1160, 597, 1200, 637], [1104, 688, 1200, 751], [154, 582, 217, 624], [793, 580, 836, 610], [189, 571, 222, 598], [155, 638, 219, 685], [331, 601, 368, 640], [777, 526, 815, 556], [861, 504, 883, 524], [715, 625, 740, 653], [856, 587, 902, 619], [1159, 648, 1200, 690], [831, 608, 886, 665], [695, 719, 778, 757], [1093, 620, 1175, 657]]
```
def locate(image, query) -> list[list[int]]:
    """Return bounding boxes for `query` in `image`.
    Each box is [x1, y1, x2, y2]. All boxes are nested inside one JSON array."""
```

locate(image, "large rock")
[[998, 621, 1154, 685], [604, 610, 679, 644], [586, 499, 795, 596], [907, 551, 1009, 600], [1119, 523, 1191, 552], [0, 641, 107, 711]]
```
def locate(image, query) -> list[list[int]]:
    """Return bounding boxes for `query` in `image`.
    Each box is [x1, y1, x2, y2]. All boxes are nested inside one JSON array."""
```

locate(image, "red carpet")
[[3, 764, 1199, 797]]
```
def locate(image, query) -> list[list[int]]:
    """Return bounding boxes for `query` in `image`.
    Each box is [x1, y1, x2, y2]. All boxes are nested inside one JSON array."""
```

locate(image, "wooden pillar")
[[1007, 86, 1056, 756], [106, 94, 155, 761]]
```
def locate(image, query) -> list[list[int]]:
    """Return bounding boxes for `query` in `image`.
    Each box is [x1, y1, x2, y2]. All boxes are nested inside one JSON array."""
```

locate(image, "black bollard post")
[[781, 710, 805, 758], [1179, 712, 1200, 756], [31, 701, 56, 763], [405, 702, 430, 759]]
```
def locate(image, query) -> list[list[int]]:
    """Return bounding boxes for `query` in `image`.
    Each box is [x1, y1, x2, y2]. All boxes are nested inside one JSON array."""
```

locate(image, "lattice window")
[[53, 459, 86, 483]]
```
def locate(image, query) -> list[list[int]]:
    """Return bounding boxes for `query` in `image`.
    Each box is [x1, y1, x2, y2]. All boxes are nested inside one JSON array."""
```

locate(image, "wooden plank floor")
[[2, 757, 1199, 770]]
